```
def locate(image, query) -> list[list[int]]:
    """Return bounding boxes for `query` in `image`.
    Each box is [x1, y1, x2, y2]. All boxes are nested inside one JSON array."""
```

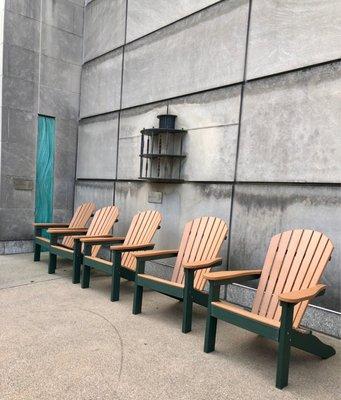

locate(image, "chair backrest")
[[171, 217, 228, 291], [86, 206, 120, 257], [62, 202, 96, 248], [252, 229, 334, 328], [121, 210, 162, 270]]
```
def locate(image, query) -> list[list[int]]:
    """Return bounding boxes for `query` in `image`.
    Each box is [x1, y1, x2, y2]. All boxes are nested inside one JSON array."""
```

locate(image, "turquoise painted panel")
[[35, 116, 55, 225]]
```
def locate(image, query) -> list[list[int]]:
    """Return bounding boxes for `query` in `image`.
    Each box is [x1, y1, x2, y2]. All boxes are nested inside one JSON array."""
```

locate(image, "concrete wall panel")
[[74, 180, 114, 210], [2, 44, 39, 82], [41, 23, 83, 64], [39, 86, 79, 119], [43, 0, 83, 35], [117, 102, 167, 180], [247, 0, 341, 79], [126, 0, 220, 42], [237, 62, 341, 183], [77, 114, 119, 179], [229, 184, 341, 311], [84, 0, 126, 61], [80, 49, 123, 118], [5, 0, 41, 20], [122, 0, 248, 108]]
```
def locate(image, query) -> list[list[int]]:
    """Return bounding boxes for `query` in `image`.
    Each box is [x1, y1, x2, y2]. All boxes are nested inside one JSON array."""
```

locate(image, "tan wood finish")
[[61, 202, 96, 248], [170, 217, 228, 291], [133, 249, 179, 259], [205, 269, 262, 281], [140, 274, 184, 288], [119, 210, 162, 270], [251, 229, 333, 328], [278, 284, 326, 303], [183, 257, 222, 270], [212, 301, 280, 328], [85, 206, 120, 257]]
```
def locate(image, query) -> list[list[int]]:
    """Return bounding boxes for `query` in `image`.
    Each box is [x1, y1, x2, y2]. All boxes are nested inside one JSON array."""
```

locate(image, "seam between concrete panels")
[[225, 0, 253, 282], [114, 0, 129, 205]]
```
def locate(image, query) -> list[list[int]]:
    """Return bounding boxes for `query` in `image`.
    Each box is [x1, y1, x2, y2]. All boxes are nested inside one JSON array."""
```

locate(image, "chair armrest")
[[131, 249, 179, 261], [110, 243, 155, 252], [204, 269, 262, 284], [47, 227, 88, 236], [80, 236, 125, 244], [183, 257, 222, 270], [278, 284, 326, 304], [33, 222, 69, 228]]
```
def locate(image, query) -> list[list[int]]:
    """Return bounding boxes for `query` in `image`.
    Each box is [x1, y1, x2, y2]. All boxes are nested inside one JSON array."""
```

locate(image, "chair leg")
[[72, 254, 82, 284], [204, 315, 217, 353], [276, 302, 294, 389], [132, 283, 144, 314], [182, 269, 194, 333], [81, 265, 91, 288], [33, 243, 41, 261], [48, 253, 57, 274], [111, 265, 120, 302]]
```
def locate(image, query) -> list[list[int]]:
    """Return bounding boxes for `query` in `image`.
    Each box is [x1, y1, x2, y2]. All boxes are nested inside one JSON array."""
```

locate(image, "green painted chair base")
[[204, 283, 336, 389], [133, 262, 208, 333]]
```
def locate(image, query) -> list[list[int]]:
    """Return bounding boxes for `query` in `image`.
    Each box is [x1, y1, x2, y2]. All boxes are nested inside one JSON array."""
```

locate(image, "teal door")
[[35, 116, 55, 224]]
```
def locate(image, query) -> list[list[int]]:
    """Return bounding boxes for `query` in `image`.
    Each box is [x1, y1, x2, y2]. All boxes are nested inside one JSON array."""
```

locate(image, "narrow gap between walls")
[[225, 0, 253, 299]]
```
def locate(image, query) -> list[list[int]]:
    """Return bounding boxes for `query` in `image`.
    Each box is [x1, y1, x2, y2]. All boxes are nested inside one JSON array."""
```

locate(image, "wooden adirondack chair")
[[80, 210, 162, 301], [203, 229, 336, 389], [47, 206, 119, 284], [132, 216, 228, 333], [33, 202, 95, 261]]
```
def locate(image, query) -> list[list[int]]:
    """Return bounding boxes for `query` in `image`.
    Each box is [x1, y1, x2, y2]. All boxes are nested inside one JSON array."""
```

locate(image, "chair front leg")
[[276, 301, 294, 389], [132, 259, 146, 314], [111, 251, 122, 302], [81, 243, 92, 289], [204, 283, 220, 353], [72, 239, 83, 284], [48, 234, 58, 274], [182, 268, 195, 333]]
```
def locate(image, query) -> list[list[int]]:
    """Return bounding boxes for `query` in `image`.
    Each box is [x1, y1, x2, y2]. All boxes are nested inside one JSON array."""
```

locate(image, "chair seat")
[[50, 244, 74, 254], [36, 236, 50, 243], [84, 255, 134, 270], [84, 255, 112, 266], [212, 300, 280, 328], [139, 274, 184, 288]]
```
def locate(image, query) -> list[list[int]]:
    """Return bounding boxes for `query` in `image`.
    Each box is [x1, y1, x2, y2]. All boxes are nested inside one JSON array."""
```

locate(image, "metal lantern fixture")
[[139, 114, 187, 182]]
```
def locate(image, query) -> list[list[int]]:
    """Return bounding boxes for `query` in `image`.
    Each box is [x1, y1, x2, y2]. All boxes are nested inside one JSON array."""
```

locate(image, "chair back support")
[[86, 206, 119, 257], [122, 210, 162, 270], [62, 202, 96, 248], [252, 229, 333, 328], [171, 217, 228, 291]]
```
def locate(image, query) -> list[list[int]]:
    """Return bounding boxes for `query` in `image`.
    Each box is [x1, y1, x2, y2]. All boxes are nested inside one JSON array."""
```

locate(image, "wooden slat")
[[251, 229, 333, 329], [170, 217, 228, 291], [84, 206, 119, 257], [62, 202, 95, 248], [252, 233, 282, 314], [258, 231, 293, 316], [121, 211, 162, 270]]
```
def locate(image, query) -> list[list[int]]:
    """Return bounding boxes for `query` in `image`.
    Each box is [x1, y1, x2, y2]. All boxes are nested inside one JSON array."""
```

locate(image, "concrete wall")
[[0, 0, 84, 253], [77, 0, 341, 335]]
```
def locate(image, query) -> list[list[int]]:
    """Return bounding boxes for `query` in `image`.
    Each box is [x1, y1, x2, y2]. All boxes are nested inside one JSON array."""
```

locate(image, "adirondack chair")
[[47, 206, 119, 284], [33, 202, 95, 261], [80, 210, 162, 301], [132, 217, 228, 333], [203, 229, 336, 389]]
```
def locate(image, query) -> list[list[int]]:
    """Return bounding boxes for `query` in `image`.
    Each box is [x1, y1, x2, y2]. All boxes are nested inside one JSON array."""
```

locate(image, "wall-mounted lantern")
[[139, 114, 187, 182]]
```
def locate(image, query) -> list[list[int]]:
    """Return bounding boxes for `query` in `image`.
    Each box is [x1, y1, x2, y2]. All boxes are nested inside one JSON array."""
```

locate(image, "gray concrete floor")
[[0, 253, 340, 400]]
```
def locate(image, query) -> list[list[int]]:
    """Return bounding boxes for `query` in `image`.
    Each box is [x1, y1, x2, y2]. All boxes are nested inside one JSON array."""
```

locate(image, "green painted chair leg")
[[204, 315, 218, 353], [111, 266, 121, 302], [276, 302, 294, 389], [182, 269, 194, 333], [81, 265, 91, 288], [132, 283, 144, 314], [33, 243, 41, 261], [48, 253, 57, 274], [72, 255, 82, 284], [72, 240, 82, 284]]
